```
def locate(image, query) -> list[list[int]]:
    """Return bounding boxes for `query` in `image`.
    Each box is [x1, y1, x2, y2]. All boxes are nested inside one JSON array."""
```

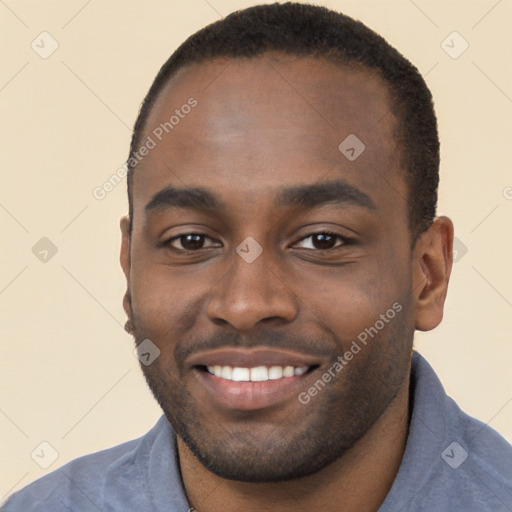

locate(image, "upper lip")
[[187, 348, 322, 369]]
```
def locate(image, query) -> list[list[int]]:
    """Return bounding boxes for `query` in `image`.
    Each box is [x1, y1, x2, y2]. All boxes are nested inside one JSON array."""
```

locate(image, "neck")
[[178, 371, 410, 512]]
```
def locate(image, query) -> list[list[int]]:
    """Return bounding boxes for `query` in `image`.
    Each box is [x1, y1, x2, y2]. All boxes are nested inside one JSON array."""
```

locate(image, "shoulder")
[[381, 353, 512, 512], [412, 402, 512, 511], [1, 417, 167, 512], [449, 397, 512, 505], [410, 353, 512, 510]]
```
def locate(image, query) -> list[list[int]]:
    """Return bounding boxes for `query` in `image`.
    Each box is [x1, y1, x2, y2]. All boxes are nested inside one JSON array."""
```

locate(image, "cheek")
[[294, 255, 410, 344], [129, 257, 216, 339]]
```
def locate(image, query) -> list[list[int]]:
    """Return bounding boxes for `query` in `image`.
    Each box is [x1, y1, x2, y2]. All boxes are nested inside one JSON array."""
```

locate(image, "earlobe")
[[413, 216, 454, 332]]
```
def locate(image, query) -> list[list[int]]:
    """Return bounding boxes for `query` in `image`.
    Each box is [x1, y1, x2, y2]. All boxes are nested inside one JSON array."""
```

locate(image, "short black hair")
[[127, 2, 439, 243]]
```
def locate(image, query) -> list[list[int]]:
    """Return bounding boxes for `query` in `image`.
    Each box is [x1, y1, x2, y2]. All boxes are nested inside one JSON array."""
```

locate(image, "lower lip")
[[193, 368, 314, 411]]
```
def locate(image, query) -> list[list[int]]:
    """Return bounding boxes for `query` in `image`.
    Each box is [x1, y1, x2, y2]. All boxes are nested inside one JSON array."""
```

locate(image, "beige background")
[[1, 0, 511, 501]]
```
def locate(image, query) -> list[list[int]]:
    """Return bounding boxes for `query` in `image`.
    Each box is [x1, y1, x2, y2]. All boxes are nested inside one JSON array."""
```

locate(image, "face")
[[122, 55, 419, 482]]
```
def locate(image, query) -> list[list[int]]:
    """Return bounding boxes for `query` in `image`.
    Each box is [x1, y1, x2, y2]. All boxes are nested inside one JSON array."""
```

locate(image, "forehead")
[[132, 54, 405, 219]]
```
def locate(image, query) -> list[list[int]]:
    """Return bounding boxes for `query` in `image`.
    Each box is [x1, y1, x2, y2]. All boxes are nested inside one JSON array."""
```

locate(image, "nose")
[[206, 250, 298, 332]]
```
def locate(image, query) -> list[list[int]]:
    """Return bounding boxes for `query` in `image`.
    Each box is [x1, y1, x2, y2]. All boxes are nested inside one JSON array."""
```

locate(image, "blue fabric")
[[3, 352, 512, 511]]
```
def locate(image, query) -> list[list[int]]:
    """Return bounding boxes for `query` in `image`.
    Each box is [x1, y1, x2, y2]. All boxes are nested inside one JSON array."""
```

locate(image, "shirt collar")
[[377, 350, 449, 511]]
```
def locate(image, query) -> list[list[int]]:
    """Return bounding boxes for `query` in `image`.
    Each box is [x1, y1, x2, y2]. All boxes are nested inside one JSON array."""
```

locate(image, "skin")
[[120, 54, 454, 512]]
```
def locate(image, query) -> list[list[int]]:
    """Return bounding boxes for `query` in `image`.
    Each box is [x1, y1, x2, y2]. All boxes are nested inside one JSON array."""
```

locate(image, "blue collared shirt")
[[2, 352, 512, 511]]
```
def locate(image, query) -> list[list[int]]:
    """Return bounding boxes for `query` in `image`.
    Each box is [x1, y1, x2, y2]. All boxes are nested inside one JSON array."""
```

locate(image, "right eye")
[[165, 233, 222, 252]]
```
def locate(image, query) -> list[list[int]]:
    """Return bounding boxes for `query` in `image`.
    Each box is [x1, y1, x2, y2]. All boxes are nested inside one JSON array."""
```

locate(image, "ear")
[[120, 215, 132, 321], [412, 216, 454, 331]]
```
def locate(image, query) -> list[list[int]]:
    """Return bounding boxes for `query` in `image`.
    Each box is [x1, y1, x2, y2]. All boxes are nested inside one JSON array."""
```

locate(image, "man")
[[3, 2, 511, 511]]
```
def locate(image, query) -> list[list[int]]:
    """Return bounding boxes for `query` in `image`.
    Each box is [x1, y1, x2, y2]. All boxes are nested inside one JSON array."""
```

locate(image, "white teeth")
[[268, 366, 283, 379], [206, 365, 309, 382], [231, 367, 250, 382], [220, 366, 232, 379], [283, 366, 294, 377], [250, 366, 268, 381]]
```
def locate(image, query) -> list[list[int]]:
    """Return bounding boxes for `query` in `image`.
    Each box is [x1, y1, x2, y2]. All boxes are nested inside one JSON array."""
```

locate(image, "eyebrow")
[[145, 185, 223, 213], [277, 180, 376, 210], [144, 179, 376, 214]]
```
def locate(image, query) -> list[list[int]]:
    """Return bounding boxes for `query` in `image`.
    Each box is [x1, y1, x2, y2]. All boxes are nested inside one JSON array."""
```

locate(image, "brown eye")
[[180, 234, 205, 250], [294, 232, 347, 251], [167, 233, 219, 251], [312, 233, 337, 250]]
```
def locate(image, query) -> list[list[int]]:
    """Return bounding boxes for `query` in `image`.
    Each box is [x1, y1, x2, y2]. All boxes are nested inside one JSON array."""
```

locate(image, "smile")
[[187, 348, 323, 411]]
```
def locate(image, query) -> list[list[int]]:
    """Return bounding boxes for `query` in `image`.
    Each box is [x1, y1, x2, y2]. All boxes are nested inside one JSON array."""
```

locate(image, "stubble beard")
[[130, 301, 414, 483]]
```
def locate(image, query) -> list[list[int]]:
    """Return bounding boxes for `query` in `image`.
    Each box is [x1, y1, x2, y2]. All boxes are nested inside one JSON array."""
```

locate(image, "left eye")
[[293, 232, 347, 250]]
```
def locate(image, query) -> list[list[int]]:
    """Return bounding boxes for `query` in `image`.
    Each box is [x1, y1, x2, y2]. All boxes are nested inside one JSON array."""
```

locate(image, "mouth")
[[188, 348, 322, 411]]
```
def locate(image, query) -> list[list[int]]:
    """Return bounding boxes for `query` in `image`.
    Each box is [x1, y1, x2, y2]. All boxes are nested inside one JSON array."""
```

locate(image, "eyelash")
[[164, 231, 353, 252]]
